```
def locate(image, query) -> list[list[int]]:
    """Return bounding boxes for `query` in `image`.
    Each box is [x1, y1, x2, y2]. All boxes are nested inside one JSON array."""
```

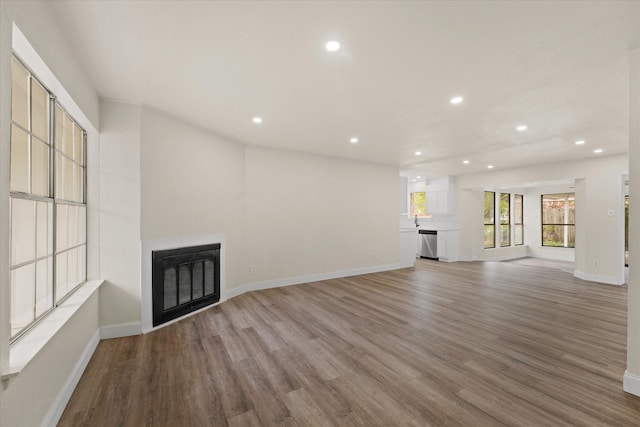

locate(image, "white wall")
[[139, 107, 247, 291], [0, 293, 99, 427], [456, 154, 628, 284], [245, 147, 399, 284], [94, 105, 400, 329], [0, 2, 101, 425], [99, 101, 141, 327], [625, 48, 640, 395]]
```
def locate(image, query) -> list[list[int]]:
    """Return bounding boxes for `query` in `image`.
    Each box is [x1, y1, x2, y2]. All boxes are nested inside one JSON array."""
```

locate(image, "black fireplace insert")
[[152, 243, 220, 326]]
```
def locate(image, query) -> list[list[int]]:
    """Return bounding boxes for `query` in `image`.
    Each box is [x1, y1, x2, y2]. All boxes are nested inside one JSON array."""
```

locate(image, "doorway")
[[625, 194, 629, 267]]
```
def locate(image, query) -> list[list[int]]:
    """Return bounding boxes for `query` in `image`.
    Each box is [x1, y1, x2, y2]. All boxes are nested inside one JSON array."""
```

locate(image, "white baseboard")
[[223, 263, 401, 301], [573, 270, 622, 286], [42, 329, 100, 427], [623, 371, 640, 397], [100, 322, 142, 339]]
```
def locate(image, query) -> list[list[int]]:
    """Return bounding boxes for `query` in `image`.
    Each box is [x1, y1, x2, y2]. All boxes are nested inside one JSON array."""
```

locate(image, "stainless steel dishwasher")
[[418, 229, 438, 260]]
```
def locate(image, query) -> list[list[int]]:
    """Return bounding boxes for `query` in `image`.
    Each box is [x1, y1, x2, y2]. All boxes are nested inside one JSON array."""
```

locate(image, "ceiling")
[[48, 1, 639, 178]]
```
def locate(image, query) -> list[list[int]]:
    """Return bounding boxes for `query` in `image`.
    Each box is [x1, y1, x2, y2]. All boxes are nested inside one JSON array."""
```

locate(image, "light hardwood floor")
[[59, 260, 640, 426]]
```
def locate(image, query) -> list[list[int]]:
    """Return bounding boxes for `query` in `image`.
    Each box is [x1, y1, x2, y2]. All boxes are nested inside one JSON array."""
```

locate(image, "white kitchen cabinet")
[[425, 176, 455, 215], [437, 230, 459, 262], [437, 233, 447, 259]]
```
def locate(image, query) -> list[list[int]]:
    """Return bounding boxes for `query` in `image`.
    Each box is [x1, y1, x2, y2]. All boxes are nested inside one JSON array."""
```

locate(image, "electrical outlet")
[[593, 260, 599, 267], [248, 266, 252, 273]]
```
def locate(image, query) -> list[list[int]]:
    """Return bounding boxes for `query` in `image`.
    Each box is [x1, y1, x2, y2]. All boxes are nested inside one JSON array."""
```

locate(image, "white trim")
[[223, 263, 401, 301], [2, 280, 103, 383], [140, 234, 225, 334], [41, 329, 100, 427], [623, 371, 640, 397], [100, 322, 142, 340], [573, 270, 623, 286]]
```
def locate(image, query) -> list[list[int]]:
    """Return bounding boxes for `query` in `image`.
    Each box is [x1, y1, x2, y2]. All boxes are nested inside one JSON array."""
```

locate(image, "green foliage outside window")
[[484, 192, 495, 248], [411, 192, 427, 217], [541, 193, 575, 248]]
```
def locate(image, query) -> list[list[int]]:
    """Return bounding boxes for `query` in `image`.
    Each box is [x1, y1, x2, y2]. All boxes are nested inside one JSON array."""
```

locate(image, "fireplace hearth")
[[152, 243, 220, 326]]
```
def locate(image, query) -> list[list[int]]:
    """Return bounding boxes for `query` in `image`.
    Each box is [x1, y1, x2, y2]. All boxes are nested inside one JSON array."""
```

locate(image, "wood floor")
[[59, 260, 640, 426]]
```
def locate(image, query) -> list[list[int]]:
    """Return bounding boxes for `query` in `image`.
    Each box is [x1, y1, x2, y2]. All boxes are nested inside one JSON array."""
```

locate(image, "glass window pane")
[[36, 201, 51, 258], [515, 224, 524, 246], [35, 257, 53, 317], [31, 79, 48, 142], [56, 251, 68, 303], [74, 164, 83, 203], [78, 206, 86, 244], [542, 193, 575, 247], [514, 195, 523, 223], [542, 194, 566, 224], [55, 104, 63, 150], [31, 139, 49, 196], [484, 225, 495, 249], [484, 192, 495, 224], [500, 224, 510, 247], [56, 151, 64, 199], [68, 247, 78, 291], [74, 124, 82, 164], [567, 195, 576, 225], [78, 245, 86, 283], [543, 225, 565, 247], [500, 193, 510, 225], [11, 198, 36, 266], [64, 157, 74, 201], [64, 114, 73, 156], [67, 205, 77, 247], [11, 58, 29, 129], [56, 204, 67, 252], [10, 124, 29, 193], [11, 263, 36, 338]]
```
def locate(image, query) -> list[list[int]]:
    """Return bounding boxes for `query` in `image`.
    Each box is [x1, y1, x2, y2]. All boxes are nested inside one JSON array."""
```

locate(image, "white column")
[[625, 48, 640, 397]]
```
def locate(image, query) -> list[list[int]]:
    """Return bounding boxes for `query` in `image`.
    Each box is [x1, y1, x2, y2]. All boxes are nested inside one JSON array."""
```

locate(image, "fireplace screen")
[[152, 243, 220, 326]]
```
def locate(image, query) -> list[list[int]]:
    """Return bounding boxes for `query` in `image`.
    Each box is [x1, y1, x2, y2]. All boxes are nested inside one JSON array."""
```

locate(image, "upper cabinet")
[[425, 176, 455, 215]]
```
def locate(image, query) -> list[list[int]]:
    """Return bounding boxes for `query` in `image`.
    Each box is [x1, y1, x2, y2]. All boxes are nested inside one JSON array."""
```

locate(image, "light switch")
[[608, 209, 614, 216]]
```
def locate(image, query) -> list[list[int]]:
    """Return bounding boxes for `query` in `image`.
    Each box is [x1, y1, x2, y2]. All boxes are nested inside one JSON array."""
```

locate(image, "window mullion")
[[50, 96, 57, 307]]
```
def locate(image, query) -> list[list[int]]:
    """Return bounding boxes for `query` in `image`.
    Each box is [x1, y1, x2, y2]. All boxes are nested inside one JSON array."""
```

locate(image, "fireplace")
[[152, 243, 220, 326]]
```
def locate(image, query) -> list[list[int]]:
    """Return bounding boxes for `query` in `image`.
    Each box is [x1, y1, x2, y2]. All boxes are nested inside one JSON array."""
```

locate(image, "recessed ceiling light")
[[350, 137, 358, 143], [463, 160, 470, 164], [594, 148, 603, 154], [487, 164, 494, 169], [575, 140, 585, 145], [450, 96, 463, 105], [417, 176, 421, 179], [252, 117, 263, 124], [516, 125, 527, 131], [415, 151, 422, 156], [325, 41, 340, 52]]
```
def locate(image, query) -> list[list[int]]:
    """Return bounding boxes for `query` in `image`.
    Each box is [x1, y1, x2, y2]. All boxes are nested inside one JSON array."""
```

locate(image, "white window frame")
[[9, 55, 88, 342]]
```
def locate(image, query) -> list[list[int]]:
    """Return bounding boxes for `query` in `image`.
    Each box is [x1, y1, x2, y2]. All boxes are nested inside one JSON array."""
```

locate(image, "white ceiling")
[[48, 1, 639, 178]]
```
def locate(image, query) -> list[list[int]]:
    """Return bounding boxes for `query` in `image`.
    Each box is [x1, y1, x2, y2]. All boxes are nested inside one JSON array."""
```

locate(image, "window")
[[500, 193, 510, 247], [9, 57, 87, 341], [484, 191, 495, 249], [514, 194, 523, 245], [411, 191, 426, 217], [541, 193, 575, 248]]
